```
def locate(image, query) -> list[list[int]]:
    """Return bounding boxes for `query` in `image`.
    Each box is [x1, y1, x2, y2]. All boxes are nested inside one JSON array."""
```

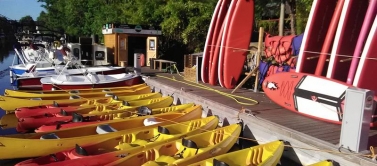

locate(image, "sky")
[[0, 0, 45, 21]]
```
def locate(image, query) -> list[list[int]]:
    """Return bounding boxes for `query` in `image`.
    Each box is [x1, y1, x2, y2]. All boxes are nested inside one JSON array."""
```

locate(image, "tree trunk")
[[285, 0, 296, 35]]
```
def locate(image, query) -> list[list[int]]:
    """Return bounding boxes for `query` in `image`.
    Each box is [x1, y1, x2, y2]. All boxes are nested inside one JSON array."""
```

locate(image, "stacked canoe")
[[0, 82, 287, 165], [201, 0, 255, 89]]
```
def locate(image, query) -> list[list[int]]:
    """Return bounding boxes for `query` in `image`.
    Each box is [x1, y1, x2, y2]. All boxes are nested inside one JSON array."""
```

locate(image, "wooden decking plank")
[[145, 71, 377, 148]]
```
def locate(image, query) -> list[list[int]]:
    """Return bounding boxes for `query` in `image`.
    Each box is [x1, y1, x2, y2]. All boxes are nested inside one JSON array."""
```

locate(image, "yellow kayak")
[[0, 105, 202, 159], [307, 160, 335, 166], [107, 123, 242, 166], [88, 103, 195, 119], [17, 116, 219, 165], [4, 83, 148, 96], [0, 87, 151, 113], [188, 140, 284, 166], [69, 96, 176, 115], [2, 86, 151, 100]]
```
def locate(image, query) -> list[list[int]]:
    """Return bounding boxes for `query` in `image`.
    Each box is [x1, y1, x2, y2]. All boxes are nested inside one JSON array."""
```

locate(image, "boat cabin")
[[67, 37, 110, 66], [101, 23, 162, 67]]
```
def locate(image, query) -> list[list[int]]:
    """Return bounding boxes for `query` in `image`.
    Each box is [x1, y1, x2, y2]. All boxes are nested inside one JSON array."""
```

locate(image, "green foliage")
[[19, 15, 36, 32], [36, 0, 313, 61], [0, 16, 16, 43], [296, 0, 313, 34]]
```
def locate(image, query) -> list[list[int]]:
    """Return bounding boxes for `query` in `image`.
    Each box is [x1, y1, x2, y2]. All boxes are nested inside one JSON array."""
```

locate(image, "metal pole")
[[279, 0, 286, 36]]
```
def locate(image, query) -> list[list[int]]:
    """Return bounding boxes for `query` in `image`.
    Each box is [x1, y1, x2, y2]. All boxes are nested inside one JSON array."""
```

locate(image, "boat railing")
[[54, 57, 93, 83], [12, 48, 27, 67]]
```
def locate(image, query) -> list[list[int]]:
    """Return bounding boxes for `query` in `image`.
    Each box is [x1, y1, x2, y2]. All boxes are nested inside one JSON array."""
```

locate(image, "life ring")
[[53, 41, 61, 48]]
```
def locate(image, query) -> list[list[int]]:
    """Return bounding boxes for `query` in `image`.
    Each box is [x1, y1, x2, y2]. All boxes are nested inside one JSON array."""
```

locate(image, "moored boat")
[[188, 140, 285, 166], [106, 123, 242, 166], [10, 60, 56, 76], [40, 73, 143, 90], [15, 116, 219, 166], [0, 105, 202, 159], [17, 96, 175, 132], [15, 66, 127, 87]]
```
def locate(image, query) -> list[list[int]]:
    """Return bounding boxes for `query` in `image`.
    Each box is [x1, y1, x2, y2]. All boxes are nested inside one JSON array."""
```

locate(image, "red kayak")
[[16, 102, 136, 133], [16, 104, 100, 119], [15, 144, 121, 166], [17, 112, 113, 133], [34, 107, 153, 133], [15, 101, 93, 119], [15, 97, 126, 119]]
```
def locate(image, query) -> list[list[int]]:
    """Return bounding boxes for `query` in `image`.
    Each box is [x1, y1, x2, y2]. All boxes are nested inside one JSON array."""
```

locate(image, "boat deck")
[[142, 68, 377, 166]]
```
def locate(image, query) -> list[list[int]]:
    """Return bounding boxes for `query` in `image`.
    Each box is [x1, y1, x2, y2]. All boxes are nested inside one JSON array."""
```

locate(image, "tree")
[[295, 0, 313, 34], [36, 0, 313, 63], [19, 15, 36, 33]]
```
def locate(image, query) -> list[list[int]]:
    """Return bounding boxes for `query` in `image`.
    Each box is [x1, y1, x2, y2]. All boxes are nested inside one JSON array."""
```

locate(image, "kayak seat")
[[144, 117, 161, 126], [112, 95, 119, 100], [53, 101, 59, 107], [137, 106, 152, 116], [175, 138, 200, 158], [213, 159, 229, 166], [60, 109, 68, 116], [129, 139, 149, 147], [40, 133, 60, 140], [158, 126, 170, 134], [70, 95, 80, 99], [105, 93, 115, 97], [123, 101, 131, 106], [69, 90, 79, 94], [154, 156, 176, 165], [96, 124, 118, 134], [30, 98, 42, 100], [75, 144, 88, 156], [72, 113, 84, 122], [182, 138, 199, 149]]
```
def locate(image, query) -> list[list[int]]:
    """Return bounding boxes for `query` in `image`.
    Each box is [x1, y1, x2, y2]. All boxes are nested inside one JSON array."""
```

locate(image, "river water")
[[0, 47, 18, 135]]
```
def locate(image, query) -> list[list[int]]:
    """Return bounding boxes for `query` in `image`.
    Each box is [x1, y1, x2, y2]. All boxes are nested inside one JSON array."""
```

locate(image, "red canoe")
[[221, 0, 254, 89]]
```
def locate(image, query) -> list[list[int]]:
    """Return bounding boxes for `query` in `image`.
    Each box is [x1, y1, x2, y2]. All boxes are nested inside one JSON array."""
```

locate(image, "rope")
[[205, 44, 377, 61], [154, 64, 259, 106], [371, 146, 377, 161]]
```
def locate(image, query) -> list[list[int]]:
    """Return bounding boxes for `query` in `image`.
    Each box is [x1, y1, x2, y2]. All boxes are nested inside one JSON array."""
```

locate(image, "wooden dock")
[[142, 69, 377, 166]]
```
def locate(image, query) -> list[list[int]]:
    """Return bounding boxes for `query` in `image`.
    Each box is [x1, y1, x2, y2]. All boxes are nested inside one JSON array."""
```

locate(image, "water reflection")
[[0, 44, 11, 63], [0, 46, 17, 135]]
